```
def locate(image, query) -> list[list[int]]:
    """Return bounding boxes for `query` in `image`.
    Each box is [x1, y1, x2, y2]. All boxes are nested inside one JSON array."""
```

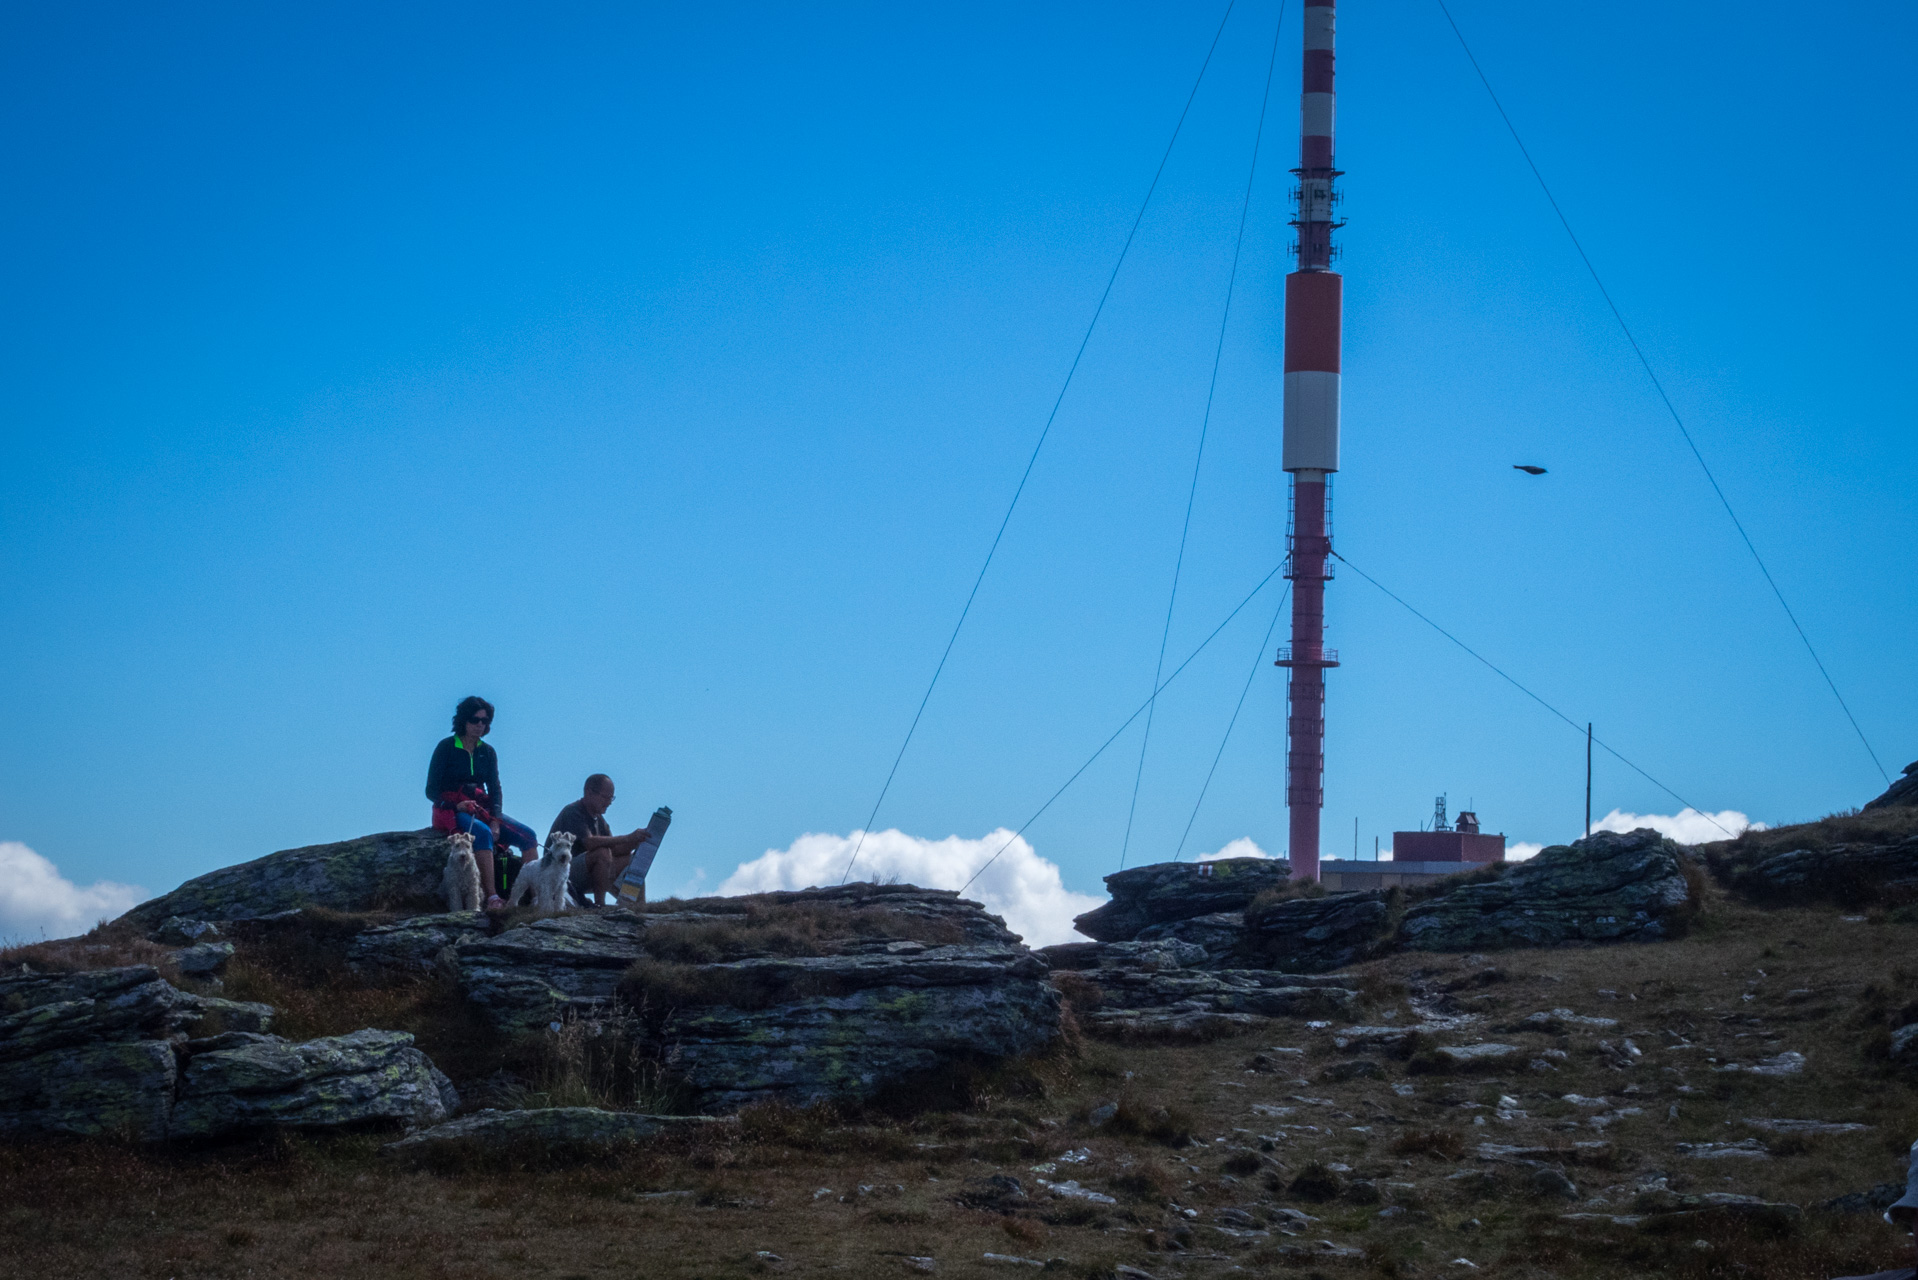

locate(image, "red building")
[[1390, 808, 1506, 865]]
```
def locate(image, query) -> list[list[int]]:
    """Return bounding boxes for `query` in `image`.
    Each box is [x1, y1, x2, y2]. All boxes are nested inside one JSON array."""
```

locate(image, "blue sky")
[[3, 1, 1913, 936]]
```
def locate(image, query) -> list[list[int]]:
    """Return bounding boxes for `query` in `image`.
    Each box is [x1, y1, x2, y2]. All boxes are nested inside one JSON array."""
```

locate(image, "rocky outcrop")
[[1052, 936, 1359, 1040], [169, 1029, 453, 1138], [457, 911, 647, 1035], [118, 830, 451, 928], [0, 965, 200, 1062], [347, 912, 491, 977], [1398, 829, 1692, 951], [1731, 835, 1918, 906], [0, 964, 443, 1142], [450, 885, 1062, 1111], [1135, 912, 1249, 958], [382, 1107, 732, 1162], [152, 917, 223, 946], [0, 1037, 181, 1142], [1865, 761, 1918, 811], [1071, 858, 1291, 943], [663, 947, 1061, 1111], [175, 942, 235, 976], [1039, 939, 1209, 972], [1242, 892, 1395, 972]]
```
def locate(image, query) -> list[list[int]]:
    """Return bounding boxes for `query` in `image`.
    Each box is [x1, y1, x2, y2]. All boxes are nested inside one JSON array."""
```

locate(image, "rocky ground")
[[6, 809, 1918, 1278]]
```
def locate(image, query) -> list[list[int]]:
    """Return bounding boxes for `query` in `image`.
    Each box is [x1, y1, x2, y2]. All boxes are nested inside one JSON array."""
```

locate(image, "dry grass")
[[0, 920, 179, 976], [1703, 804, 1918, 863], [641, 900, 966, 963]]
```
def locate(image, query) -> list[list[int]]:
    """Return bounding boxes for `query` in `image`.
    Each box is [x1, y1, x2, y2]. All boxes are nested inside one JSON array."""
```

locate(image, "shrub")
[[1391, 1128, 1465, 1160], [1049, 972, 1104, 1014]]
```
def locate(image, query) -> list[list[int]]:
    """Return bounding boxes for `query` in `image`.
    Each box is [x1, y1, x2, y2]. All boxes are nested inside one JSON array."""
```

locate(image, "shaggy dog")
[[440, 832, 483, 913], [506, 830, 574, 912]]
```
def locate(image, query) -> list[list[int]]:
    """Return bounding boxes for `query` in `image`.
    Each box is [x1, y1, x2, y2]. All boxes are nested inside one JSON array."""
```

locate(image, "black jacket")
[[425, 735, 503, 821]]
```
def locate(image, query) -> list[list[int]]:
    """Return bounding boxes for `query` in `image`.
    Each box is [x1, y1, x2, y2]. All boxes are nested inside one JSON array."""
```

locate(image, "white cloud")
[[1591, 808, 1762, 845], [1490, 810, 1760, 863], [1197, 837, 1273, 862], [0, 842, 148, 944], [717, 829, 1103, 948]]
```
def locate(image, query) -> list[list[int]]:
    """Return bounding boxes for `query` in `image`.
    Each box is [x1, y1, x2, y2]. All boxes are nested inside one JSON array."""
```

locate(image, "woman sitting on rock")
[[426, 695, 539, 910]]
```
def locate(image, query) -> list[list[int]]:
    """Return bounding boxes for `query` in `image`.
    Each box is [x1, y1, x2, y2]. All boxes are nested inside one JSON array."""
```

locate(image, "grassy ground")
[[10, 882, 1918, 1276]]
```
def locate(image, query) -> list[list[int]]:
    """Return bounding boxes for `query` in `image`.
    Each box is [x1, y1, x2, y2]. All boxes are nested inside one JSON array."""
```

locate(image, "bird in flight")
[[1513, 465, 1547, 475]]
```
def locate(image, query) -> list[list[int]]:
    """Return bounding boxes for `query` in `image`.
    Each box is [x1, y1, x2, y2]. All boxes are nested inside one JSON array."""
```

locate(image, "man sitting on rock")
[[549, 774, 659, 907]]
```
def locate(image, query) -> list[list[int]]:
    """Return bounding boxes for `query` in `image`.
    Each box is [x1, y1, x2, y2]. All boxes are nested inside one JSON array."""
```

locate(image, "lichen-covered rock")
[[186, 995, 276, 1035], [661, 947, 1061, 1111], [1398, 829, 1691, 951], [175, 942, 235, 976], [1135, 911, 1247, 958], [0, 967, 278, 1141], [117, 829, 451, 929], [152, 917, 222, 946], [0, 1039, 179, 1142], [1732, 835, 1918, 906], [381, 1107, 732, 1162], [347, 912, 492, 977], [0, 965, 199, 1061], [1243, 892, 1394, 972], [169, 1028, 450, 1138], [1072, 858, 1291, 942]]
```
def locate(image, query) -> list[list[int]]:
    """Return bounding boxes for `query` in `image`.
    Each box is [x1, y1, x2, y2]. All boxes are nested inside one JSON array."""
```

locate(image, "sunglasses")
[[467, 716, 492, 726]]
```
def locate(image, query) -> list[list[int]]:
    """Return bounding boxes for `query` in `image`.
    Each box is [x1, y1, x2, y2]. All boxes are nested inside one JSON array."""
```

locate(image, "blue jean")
[[454, 811, 537, 857]]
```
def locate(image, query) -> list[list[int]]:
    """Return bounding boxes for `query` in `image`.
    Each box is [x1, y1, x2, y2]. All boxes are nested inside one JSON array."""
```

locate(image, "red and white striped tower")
[[1278, 0, 1343, 882]]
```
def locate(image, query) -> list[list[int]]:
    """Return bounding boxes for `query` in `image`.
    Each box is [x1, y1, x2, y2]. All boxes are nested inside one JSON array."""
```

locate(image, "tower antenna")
[[1276, 0, 1343, 882]]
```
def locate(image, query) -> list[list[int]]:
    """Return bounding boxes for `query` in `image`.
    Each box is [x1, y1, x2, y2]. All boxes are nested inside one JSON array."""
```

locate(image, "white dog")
[[440, 832, 483, 913], [507, 830, 574, 912]]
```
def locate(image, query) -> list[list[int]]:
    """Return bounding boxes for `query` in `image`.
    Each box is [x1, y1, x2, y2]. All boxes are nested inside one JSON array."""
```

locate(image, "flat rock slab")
[[118, 830, 452, 927], [1715, 1051, 1806, 1077], [170, 1027, 451, 1138], [1039, 940, 1208, 971], [1675, 1140, 1771, 1159], [1399, 828, 1692, 951], [382, 1107, 733, 1160], [1505, 1008, 1619, 1033], [1742, 1118, 1869, 1135], [1431, 1043, 1524, 1067], [1059, 965, 1359, 1021], [1477, 1141, 1613, 1165]]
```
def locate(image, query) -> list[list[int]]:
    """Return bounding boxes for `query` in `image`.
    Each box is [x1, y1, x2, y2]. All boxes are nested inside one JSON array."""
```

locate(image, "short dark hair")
[[453, 696, 496, 735], [584, 773, 613, 797]]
